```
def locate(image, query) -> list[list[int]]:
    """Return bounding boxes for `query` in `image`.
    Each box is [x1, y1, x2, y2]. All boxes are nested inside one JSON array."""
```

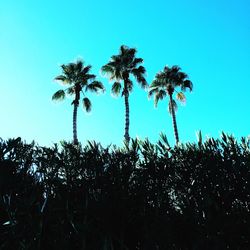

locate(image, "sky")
[[0, 0, 249, 147]]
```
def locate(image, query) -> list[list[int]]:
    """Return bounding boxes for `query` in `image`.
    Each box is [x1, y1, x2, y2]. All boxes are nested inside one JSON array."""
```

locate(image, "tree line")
[[0, 134, 249, 249], [52, 45, 193, 145]]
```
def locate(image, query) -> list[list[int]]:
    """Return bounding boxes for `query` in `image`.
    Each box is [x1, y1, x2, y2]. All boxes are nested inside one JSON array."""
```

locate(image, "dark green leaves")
[[149, 65, 192, 114], [101, 64, 114, 75], [182, 79, 193, 91], [53, 59, 104, 114], [101, 45, 147, 92], [54, 75, 71, 84], [154, 89, 167, 107], [66, 86, 75, 95], [83, 97, 91, 112], [0, 135, 249, 249], [86, 81, 105, 93], [131, 66, 147, 88], [111, 81, 122, 96], [52, 90, 65, 101]]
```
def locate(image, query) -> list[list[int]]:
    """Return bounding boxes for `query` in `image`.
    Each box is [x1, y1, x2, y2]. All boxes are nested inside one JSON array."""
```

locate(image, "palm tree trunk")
[[169, 94, 179, 145], [73, 103, 78, 145], [124, 91, 130, 144]]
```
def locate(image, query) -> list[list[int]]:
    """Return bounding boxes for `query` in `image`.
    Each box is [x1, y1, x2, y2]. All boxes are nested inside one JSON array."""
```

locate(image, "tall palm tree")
[[101, 45, 147, 143], [52, 60, 105, 145], [149, 65, 193, 144]]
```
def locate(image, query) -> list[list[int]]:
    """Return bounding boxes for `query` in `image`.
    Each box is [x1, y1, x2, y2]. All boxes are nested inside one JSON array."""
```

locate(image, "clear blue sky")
[[0, 0, 249, 146]]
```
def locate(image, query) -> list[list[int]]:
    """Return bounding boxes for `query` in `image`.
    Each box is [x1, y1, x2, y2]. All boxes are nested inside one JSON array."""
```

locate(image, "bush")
[[0, 135, 249, 249]]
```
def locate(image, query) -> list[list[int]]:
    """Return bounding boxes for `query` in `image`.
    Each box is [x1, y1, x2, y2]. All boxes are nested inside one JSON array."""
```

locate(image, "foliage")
[[101, 45, 147, 95], [101, 45, 147, 143], [52, 60, 104, 108], [0, 134, 250, 249], [52, 60, 105, 145], [149, 65, 193, 108], [149, 65, 193, 144]]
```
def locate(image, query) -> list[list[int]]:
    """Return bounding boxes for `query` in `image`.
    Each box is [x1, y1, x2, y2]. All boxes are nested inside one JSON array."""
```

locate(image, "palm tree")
[[52, 60, 105, 145], [149, 65, 193, 144], [101, 45, 147, 143]]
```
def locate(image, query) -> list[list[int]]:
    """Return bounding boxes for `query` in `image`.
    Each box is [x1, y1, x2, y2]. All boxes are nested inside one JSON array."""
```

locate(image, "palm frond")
[[148, 87, 158, 98], [171, 65, 181, 73], [114, 68, 122, 80], [61, 64, 74, 80], [178, 72, 187, 80], [103, 45, 146, 95], [62, 63, 74, 77], [111, 55, 119, 62], [120, 45, 136, 58], [82, 65, 91, 75], [182, 80, 193, 91], [168, 99, 177, 114], [111, 82, 122, 96], [155, 72, 168, 84], [53, 60, 102, 112], [133, 58, 143, 66], [154, 89, 167, 107], [52, 90, 66, 101], [61, 64, 68, 73], [83, 74, 96, 82], [83, 97, 91, 112], [163, 66, 171, 74], [86, 81, 105, 93], [101, 64, 114, 76], [137, 77, 147, 89], [66, 86, 75, 95], [159, 132, 170, 147], [75, 60, 83, 72], [131, 66, 147, 88], [120, 45, 128, 55], [154, 65, 193, 95], [127, 47, 136, 58], [54, 75, 71, 85], [150, 79, 165, 89], [78, 73, 96, 86], [68, 63, 75, 73], [176, 92, 186, 103]]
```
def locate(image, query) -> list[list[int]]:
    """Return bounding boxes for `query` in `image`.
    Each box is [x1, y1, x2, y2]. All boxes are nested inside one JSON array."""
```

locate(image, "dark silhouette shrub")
[[0, 135, 249, 249]]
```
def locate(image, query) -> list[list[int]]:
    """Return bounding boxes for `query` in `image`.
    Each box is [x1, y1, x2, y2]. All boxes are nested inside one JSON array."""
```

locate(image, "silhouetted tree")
[[52, 60, 104, 144], [149, 66, 193, 144], [101, 45, 147, 143]]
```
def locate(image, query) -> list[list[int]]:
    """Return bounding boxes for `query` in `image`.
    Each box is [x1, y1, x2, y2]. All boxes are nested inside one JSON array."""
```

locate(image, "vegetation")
[[102, 45, 147, 144], [149, 66, 193, 144], [1, 134, 249, 249], [51, 47, 193, 145], [52, 60, 105, 145], [4, 45, 247, 249]]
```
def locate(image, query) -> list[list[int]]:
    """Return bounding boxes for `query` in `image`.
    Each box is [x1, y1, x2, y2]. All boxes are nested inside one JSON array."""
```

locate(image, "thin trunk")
[[124, 91, 130, 144], [73, 103, 78, 145], [169, 94, 179, 144]]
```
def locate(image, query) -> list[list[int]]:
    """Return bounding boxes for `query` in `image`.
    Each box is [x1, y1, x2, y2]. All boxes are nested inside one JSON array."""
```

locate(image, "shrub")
[[0, 135, 249, 249]]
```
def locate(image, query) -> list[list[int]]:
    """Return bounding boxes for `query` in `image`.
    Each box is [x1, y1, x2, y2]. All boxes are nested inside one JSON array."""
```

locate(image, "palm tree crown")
[[52, 60, 105, 144], [149, 65, 193, 144], [101, 45, 147, 95], [101, 45, 147, 143]]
